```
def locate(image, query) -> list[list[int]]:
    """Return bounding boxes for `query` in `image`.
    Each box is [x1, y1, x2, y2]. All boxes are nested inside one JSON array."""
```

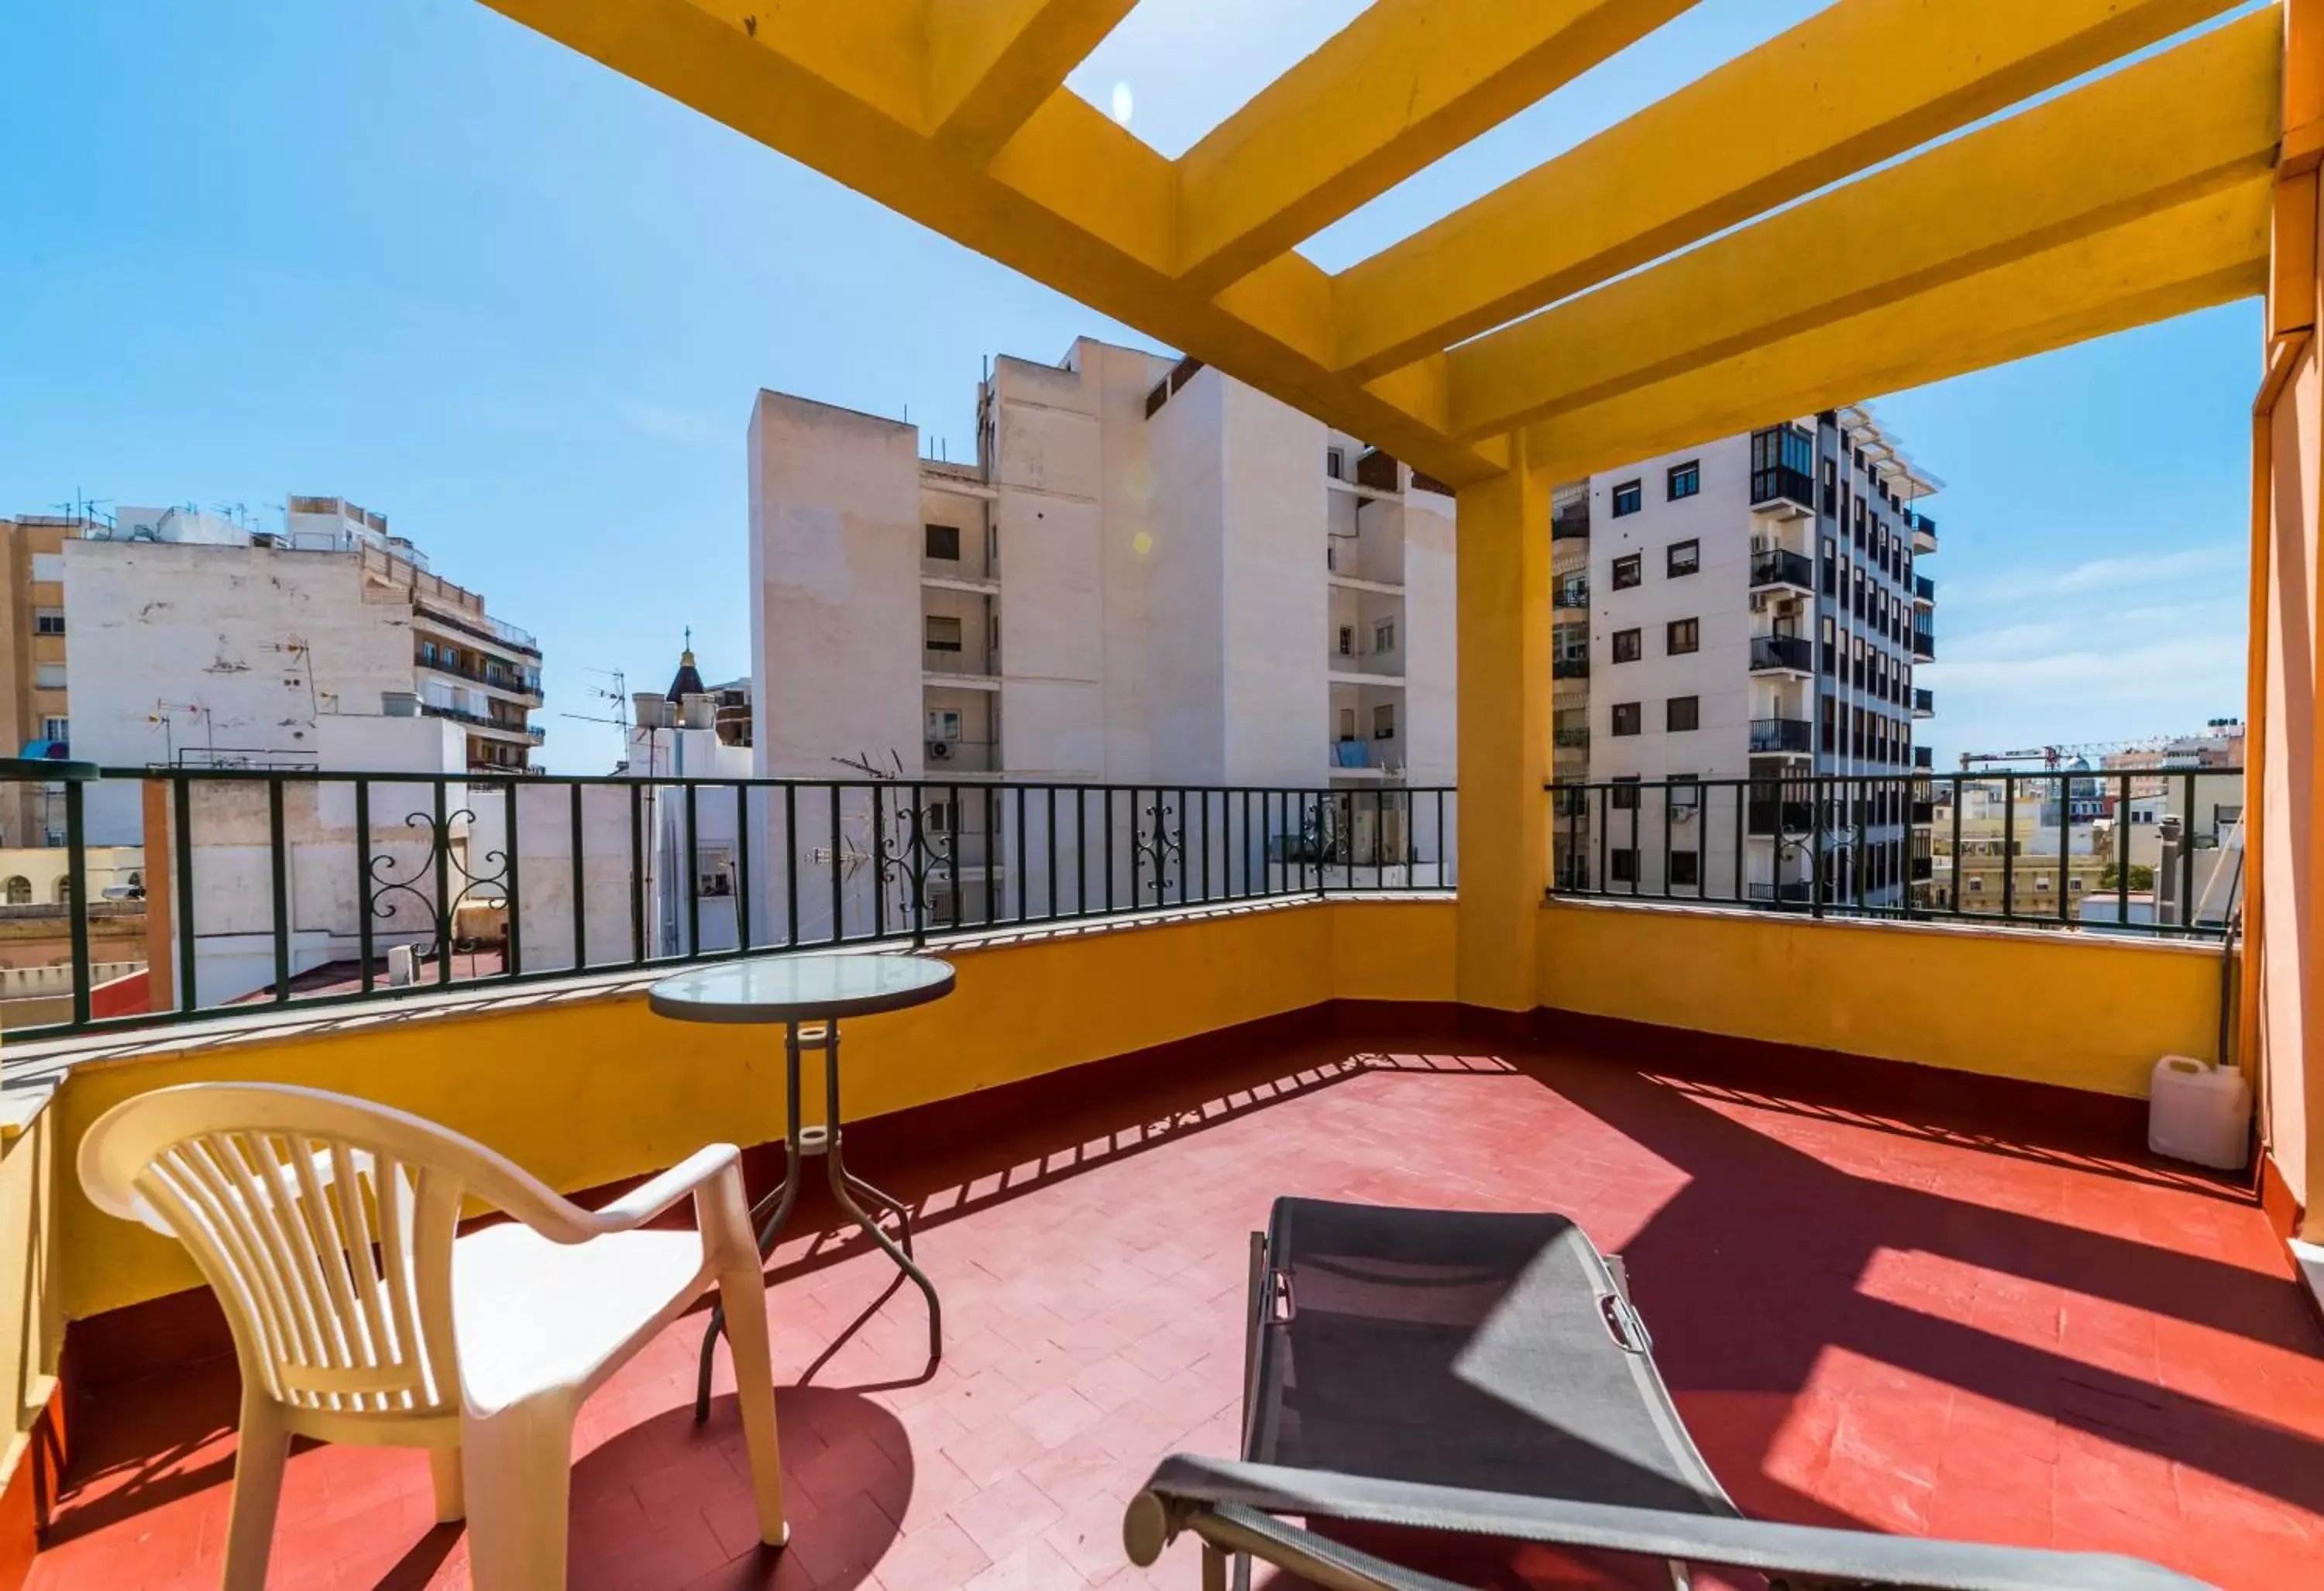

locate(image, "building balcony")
[[1552, 655, 1590, 680], [1913, 624, 1936, 661], [0, 759, 2308, 1591], [1915, 574, 1936, 606], [1550, 496, 1590, 541], [1552, 725, 1590, 750], [418, 652, 544, 703], [1748, 548, 1815, 593], [1909, 509, 1940, 553], [1553, 577, 1588, 610], [1749, 715, 1813, 754], [1915, 686, 1935, 717], [1748, 634, 1813, 673], [420, 700, 546, 742]]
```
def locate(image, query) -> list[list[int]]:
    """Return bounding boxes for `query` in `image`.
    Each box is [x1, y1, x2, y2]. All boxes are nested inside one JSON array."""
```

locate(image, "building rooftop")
[[25, 1016, 2322, 1590]]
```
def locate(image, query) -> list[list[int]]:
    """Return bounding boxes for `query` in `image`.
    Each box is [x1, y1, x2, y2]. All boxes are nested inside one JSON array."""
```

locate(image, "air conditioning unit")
[[927, 739, 954, 761]]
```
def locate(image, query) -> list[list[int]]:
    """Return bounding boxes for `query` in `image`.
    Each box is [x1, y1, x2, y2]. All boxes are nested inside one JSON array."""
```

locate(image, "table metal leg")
[[823, 1024, 940, 1359], [696, 1014, 942, 1423]]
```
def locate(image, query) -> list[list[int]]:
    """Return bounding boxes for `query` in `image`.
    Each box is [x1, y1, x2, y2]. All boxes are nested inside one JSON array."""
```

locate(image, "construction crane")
[[1954, 723, 2245, 771]]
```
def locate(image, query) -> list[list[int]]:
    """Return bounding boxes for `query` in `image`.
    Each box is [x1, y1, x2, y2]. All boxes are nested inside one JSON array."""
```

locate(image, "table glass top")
[[648, 952, 955, 1022]]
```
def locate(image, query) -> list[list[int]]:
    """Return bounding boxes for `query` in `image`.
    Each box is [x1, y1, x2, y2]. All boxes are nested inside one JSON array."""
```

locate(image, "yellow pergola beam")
[[1525, 177, 2271, 483], [1449, 8, 2283, 442], [1332, 0, 2247, 383], [480, 0, 1501, 483], [1172, 0, 1696, 297], [926, 0, 1139, 164]]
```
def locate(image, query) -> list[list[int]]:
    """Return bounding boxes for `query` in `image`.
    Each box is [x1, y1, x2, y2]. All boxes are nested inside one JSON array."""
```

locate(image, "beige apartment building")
[[0, 513, 84, 843]]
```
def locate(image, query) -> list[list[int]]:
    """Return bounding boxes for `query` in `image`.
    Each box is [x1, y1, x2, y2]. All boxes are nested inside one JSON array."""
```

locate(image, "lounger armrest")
[[1125, 1455, 2215, 1591]]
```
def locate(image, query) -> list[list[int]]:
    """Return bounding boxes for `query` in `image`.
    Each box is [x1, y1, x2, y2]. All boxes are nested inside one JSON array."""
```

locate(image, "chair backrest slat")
[[373, 1150, 434, 1411], [216, 1131, 343, 1400], [144, 1148, 297, 1400], [331, 1142, 396, 1382]]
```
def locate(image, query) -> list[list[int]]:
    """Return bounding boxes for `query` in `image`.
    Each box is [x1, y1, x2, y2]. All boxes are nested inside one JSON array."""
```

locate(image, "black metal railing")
[[1749, 717, 1813, 754], [0, 767, 1456, 1041], [1749, 467, 1815, 512], [420, 702, 547, 741], [1546, 769, 2243, 940], [1748, 548, 1814, 590], [1749, 634, 1813, 672]]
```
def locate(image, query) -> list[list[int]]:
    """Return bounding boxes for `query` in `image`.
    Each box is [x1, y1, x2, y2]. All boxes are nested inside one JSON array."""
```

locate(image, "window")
[[1666, 695, 1700, 732], [1611, 479, 1643, 517], [1669, 850, 1701, 887], [1666, 462, 1700, 500], [924, 523, 961, 560], [1669, 773, 1701, 814], [924, 615, 963, 652], [1611, 702, 1642, 737], [1611, 553, 1642, 589], [1968, 878, 1985, 894], [34, 663, 64, 690], [1606, 778, 1645, 812], [41, 716, 67, 744], [1666, 617, 1699, 655], [926, 708, 962, 741], [1373, 620, 1396, 654], [1338, 625, 1354, 656], [1611, 628, 1642, 663], [52, 878, 69, 905], [1609, 849, 1639, 883], [1666, 539, 1700, 578], [1, 878, 25, 905], [1373, 703, 1396, 741], [1326, 447, 1346, 480], [1820, 615, 1836, 675], [33, 607, 64, 636]]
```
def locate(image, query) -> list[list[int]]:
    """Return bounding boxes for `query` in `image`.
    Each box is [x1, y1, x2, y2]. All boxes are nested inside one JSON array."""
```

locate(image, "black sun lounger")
[[1124, 1198, 2212, 1591]]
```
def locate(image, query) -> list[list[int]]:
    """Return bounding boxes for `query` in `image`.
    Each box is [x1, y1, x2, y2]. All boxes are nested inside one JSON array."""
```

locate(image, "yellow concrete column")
[[1454, 442, 1551, 1017], [2257, 0, 2324, 1243]]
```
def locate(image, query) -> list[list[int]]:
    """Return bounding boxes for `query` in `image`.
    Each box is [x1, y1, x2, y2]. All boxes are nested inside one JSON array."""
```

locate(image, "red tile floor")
[[28, 1026, 2324, 1589]]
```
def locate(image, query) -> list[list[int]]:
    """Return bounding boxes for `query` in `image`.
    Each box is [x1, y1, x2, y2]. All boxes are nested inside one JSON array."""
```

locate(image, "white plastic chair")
[[77, 1081, 789, 1590]]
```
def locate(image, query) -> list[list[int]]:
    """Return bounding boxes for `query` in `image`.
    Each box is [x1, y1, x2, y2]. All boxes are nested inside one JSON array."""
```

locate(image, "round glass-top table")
[[652, 951, 954, 1420]]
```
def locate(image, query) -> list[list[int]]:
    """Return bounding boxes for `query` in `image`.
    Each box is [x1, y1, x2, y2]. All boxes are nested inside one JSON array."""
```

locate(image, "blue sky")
[[1, 2, 2261, 772]]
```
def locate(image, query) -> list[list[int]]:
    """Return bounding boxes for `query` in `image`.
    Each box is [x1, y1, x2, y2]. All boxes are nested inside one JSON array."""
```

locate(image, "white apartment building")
[[748, 336, 1456, 932], [1559, 406, 1940, 907], [55, 497, 544, 1005], [65, 496, 543, 782]]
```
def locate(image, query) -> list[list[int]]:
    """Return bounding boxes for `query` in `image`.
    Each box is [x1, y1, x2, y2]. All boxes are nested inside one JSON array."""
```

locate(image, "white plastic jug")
[[2147, 1055, 2251, 1171]]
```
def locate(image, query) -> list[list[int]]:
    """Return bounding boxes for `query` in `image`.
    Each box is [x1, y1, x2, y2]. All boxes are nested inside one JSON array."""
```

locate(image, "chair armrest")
[[589, 1145, 744, 1233], [1126, 1455, 2215, 1591], [497, 1144, 743, 1243]]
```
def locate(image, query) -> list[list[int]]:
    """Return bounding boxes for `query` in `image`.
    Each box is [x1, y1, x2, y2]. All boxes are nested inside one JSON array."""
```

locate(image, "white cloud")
[[1937, 544, 2242, 607], [2052, 545, 2240, 593]]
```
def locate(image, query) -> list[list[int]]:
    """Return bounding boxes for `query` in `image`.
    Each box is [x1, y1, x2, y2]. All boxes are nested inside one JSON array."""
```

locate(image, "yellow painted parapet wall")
[[29, 894, 2219, 1335], [1536, 900, 2223, 1099]]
